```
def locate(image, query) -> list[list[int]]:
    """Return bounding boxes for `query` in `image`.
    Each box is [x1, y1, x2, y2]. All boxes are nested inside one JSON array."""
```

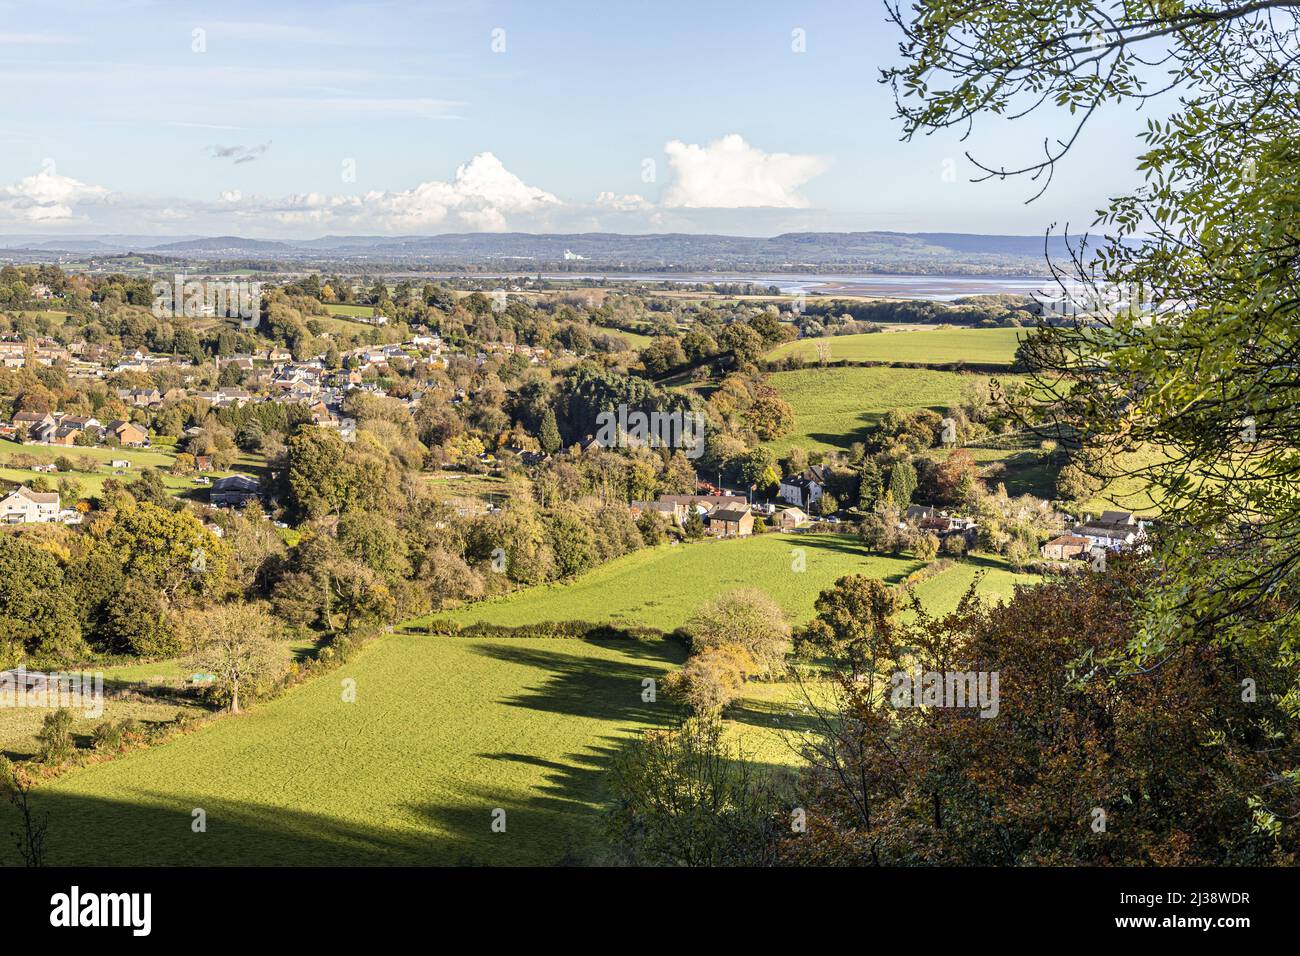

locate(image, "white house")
[[0, 486, 60, 524], [1072, 510, 1147, 552], [778, 465, 827, 510]]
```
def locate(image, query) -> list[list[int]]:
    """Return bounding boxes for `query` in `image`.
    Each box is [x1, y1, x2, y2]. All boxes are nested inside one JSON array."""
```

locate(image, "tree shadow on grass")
[[468, 638, 685, 727], [723, 697, 823, 737], [10, 736, 645, 867]]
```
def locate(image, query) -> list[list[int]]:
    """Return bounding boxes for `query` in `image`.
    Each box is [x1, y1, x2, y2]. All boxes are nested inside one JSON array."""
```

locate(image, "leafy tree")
[[888, 460, 917, 509], [883, 0, 1300, 687], [664, 644, 756, 715], [285, 427, 353, 519], [745, 392, 795, 442], [685, 588, 791, 677], [95, 503, 228, 609], [0, 534, 85, 664], [790, 561, 1300, 865], [717, 323, 765, 369], [103, 579, 177, 657], [1056, 459, 1103, 509], [857, 459, 884, 511], [607, 716, 786, 866], [36, 709, 75, 764], [183, 602, 289, 714], [547, 505, 598, 578], [795, 574, 899, 677]]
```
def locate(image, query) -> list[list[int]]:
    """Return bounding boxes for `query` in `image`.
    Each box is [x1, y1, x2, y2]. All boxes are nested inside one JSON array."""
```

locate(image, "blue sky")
[[0, 0, 1155, 237]]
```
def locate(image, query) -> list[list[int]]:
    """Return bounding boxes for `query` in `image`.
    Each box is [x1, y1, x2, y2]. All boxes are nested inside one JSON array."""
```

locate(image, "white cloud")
[[0, 169, 111, 222], [662, 134, 830, 208], [221, 152, 559, 232], [595, 191, 652, 212], [357, 152, 560, 230]]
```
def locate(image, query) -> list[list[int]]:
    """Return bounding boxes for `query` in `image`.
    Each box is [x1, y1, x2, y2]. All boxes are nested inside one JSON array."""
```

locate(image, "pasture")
[[13, 531, 1040, 865], [767, 326, 1024, 366], [763, 366, 1011, 456], [423, 532, 920, 632], [29, 631, 687, 865], [421, 531, 1034, 632], [0, 439, 268, 501]]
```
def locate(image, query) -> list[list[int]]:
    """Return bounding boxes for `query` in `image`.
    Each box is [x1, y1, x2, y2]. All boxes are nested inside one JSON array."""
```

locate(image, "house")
[[705, 506, 754, 538], [906, 504, 941, 522], [106, 420, 149, 447], [1041, 534, 1091, 561], [776, 506, 809, 530], [0, 486, 60, 524], [11, 411, 54, 440], [778, 466, 826, 510], [110, 459, 131, 469], [210, 474, 262, 508], [1072, 510, 1146, 552], [117, 387, 162, 408]]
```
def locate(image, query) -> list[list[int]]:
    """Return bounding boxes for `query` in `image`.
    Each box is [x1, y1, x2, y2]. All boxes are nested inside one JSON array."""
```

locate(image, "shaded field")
[[768, 327, 1024, 366], [26, 632, 687, 866]]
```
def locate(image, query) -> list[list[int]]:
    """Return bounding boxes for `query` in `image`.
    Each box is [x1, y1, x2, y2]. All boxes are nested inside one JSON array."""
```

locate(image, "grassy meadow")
[[762, 366, 1011, 456], [0, 439, 268, 501], [421, 532, 921, 632], [768, 327, 1024, 366], [30, 631, 687, 865], [13, 532, 1039, 865]]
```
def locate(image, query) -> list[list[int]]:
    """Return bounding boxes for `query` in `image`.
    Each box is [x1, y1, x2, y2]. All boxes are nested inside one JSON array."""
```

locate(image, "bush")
[[663, 644, 756, 714], [91, 720, 124, 752], [685, 589, 791, 677], [37, 708, 76, 763]]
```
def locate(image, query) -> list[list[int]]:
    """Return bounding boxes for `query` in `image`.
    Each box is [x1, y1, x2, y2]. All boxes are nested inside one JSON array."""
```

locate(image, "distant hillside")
[[0, 230, 1107, 274]]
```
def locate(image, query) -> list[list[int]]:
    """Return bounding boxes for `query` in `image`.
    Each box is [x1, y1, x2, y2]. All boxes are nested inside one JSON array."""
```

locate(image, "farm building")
[[776, 506, 809, 530]]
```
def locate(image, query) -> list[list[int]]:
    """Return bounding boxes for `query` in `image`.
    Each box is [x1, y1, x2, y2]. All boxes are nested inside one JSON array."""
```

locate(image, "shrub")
[[37, 708, 76, 763], [91, 720, 123, 753]]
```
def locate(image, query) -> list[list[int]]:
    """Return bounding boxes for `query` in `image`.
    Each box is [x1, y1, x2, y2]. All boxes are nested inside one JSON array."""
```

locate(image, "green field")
[[426, 533, 919, 632], [763, 366, 1012, 456], [30, 632, 686, 865], [323, 303, 378, 318], [0, 439, 267, 501], [768, 327, 1024, 366], [422, 532, 1033, 632], [13, 532, 1039, 865]]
